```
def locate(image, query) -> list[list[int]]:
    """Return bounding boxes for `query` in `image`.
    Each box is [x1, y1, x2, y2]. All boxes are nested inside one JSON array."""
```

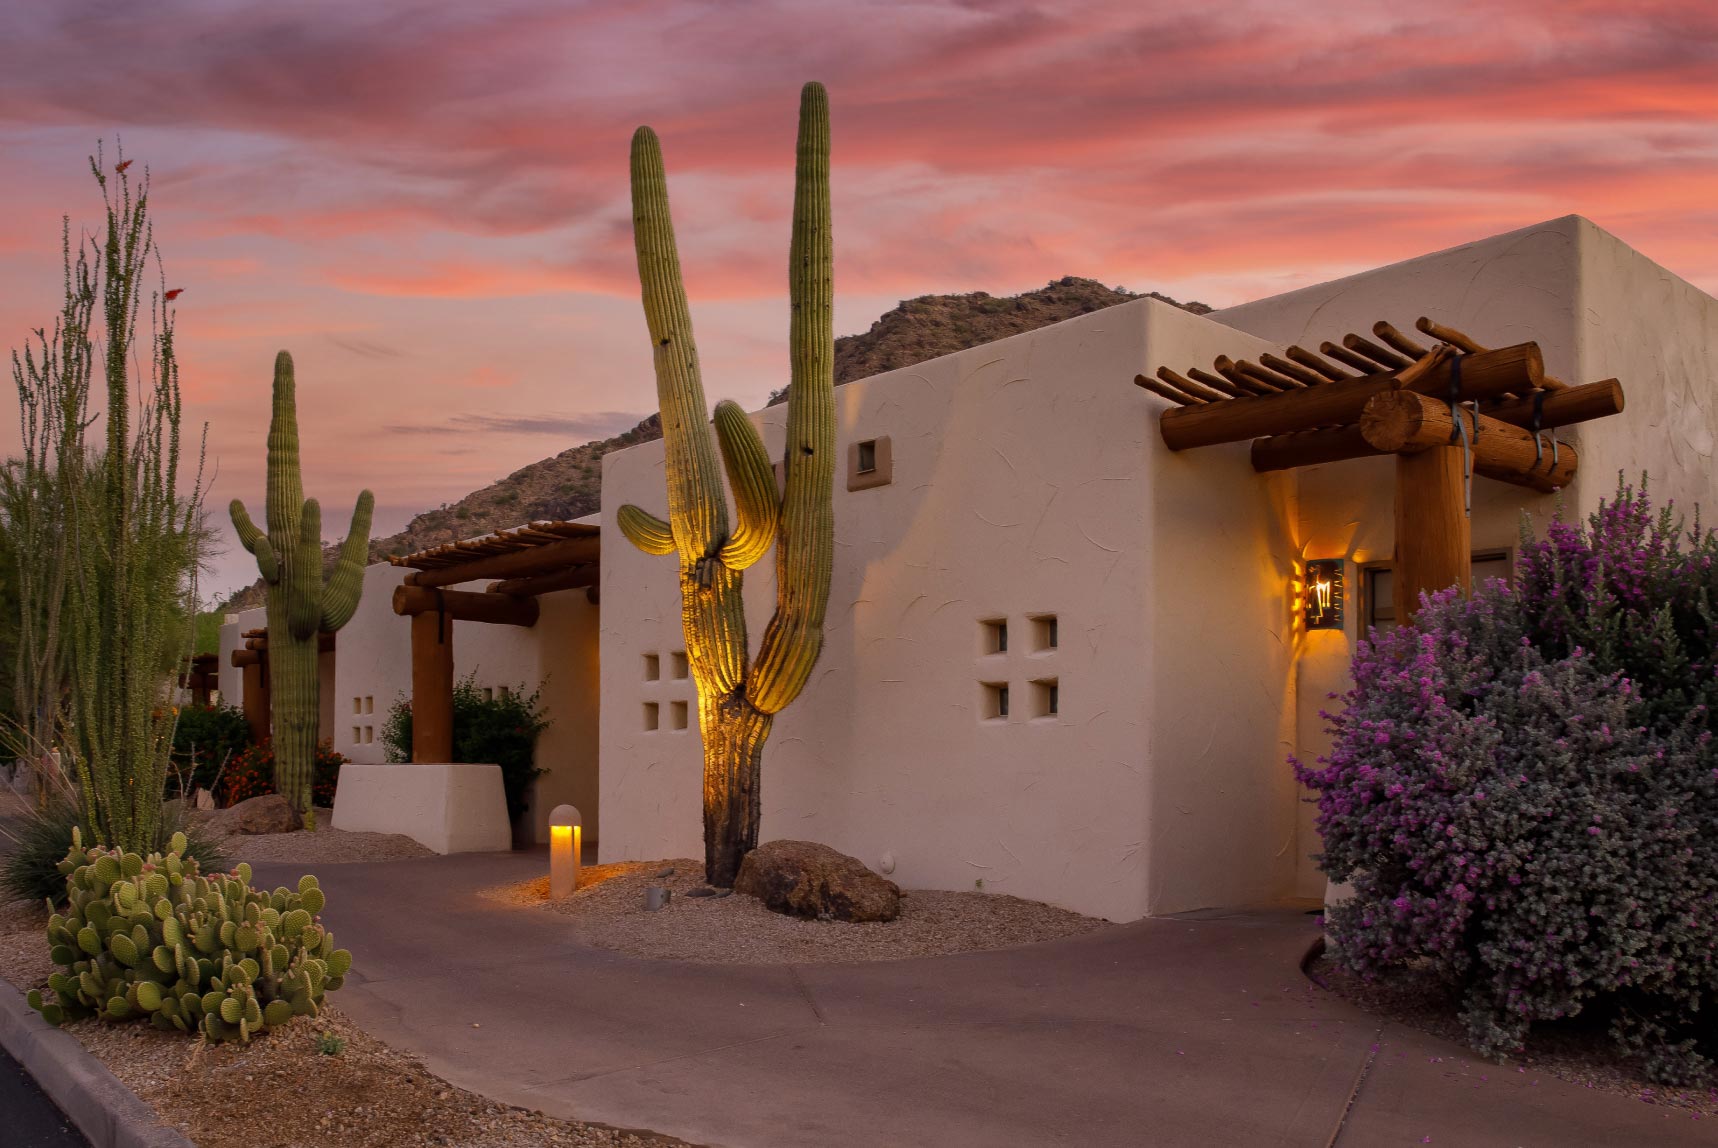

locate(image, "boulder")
[[734, 839, 901, 923], [213, 794, 302, 836]]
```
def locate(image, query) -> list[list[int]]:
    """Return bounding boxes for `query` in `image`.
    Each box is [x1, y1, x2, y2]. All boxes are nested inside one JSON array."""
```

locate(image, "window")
[[364, 695, 374, 715], [482, 686, 494, 703], [1364, 549, 1513, 632], [352, 697, 362, 715], [981, 618, 1008, 654], [1031, 614, 1058, 651], [847, 435, 893, 491], [643, 702, 660, 731], [670, 700, 689, 730], [352, 726, 361, 743], [671, 651, 689, 679], [981, 682, 1010, 721], [643, 653, 661, 681], [1031, 678, 1059, 718], [363, 726, 374, 744], [498, 685, 511, 701]]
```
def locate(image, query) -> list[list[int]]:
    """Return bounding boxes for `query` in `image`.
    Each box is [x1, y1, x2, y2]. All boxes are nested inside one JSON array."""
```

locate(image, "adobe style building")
[[220, 215, 1718, 921]]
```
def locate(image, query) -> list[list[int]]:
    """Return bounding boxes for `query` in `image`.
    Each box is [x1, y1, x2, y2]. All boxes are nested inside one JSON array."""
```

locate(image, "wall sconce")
[[549, 804, 582, 898], [1303, 559, 1345, 631]]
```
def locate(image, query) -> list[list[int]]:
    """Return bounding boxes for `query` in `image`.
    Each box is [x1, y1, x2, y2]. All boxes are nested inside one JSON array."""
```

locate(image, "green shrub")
[[27, 830, 350, 1041], [218, 740, 344, 809], [381, 676, 549, 821], [2, 799, 226, 906], [168, 702, 252, 796]]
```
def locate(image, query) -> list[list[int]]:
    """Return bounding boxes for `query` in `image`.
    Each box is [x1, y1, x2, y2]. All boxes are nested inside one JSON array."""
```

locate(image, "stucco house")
[[218, 214, 1718, 922]]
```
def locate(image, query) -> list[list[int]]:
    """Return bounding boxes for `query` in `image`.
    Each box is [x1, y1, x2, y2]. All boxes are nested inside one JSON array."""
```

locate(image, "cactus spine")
[[620, 83, 834, 887], [230, 353, 373, 826]]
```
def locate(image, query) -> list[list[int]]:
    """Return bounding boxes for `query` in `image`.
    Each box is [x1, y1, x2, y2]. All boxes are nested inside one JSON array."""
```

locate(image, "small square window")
[[847, 435, 893, 491], [981, 619, 1008, 654], [1031, 678, 1059, 718], [643, 702, 660, 731], [671, 652, 689, 679], [856, 440, 877, 474], [364, 695, 374, 714], [482, 686, 494, 702], [643, 653, 661, 681], [981, 682, 1010, 721], [498, 685, 511, 700], [670, 700, 689, 730], [1031, 615, 1058, 651]]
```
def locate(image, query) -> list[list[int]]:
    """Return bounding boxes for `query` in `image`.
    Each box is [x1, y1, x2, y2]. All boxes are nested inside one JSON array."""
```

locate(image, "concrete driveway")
[[255, 852, 1710, 1148]]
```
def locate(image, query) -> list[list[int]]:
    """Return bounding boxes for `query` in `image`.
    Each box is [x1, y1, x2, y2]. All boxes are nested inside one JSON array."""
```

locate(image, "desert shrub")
[[1297, 481, 1718, 1084], [168, 702, 252, 796], [380, 676, 549, 821], [27, 831, 349, 1041], [2, 798, 226, 906], [218, 740, 344, 809]]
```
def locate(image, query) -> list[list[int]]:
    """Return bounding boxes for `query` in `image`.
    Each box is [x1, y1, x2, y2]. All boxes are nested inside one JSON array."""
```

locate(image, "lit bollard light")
[[549, 804, 582, 899]]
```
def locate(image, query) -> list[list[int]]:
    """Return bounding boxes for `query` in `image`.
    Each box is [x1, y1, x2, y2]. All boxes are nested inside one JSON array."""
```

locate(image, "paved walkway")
[[256, 853, 1711, 1148]]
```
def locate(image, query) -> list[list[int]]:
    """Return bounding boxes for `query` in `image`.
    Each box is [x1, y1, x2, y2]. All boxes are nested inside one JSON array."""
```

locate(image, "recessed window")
[[982, 618, 1008, 655], [981, 682, 1010, 721], [670, 700, 689, 730], [364, 695, 374, 714], [643, 702, 660, 731], [498, 685, 511, 700], [351, 726, 361, 742], [482, 686, 494, 702], [1031, 678, 1059, 718], [847, 435, 893, 491], [671, 651, 689, 679], [1364, 549, 1513, 634], [352, 697, 362, 715], [363, 726, 374, 744], [643, 653, 661, 681], [1031, 615, 1058, 651]]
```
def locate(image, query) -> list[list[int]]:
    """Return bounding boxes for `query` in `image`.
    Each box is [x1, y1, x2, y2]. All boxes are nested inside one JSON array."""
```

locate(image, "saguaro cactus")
[[230, 353, 373, 827], [620, 82, 835, 887]]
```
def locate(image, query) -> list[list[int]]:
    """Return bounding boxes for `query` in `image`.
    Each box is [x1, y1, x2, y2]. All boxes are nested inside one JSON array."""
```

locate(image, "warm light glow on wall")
[[1303, 559, 1345, 631], [549, 804, 582, 898]]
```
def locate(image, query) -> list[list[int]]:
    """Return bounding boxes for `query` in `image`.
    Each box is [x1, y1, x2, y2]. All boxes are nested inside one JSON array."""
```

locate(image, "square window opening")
[[982, 618, 1008, 655], [670, 700, 690, 730], [671, 651, 689, 679], [482, 686, 494, 703], [856, 439, 877, 474], [643, 652, 661, 681], [1031, 678, 1060, 718], [981, 682, 1010, 721], [1031, 614, 1058, 651], [498, 685, 511, 700], [643, 702, 660, 732]]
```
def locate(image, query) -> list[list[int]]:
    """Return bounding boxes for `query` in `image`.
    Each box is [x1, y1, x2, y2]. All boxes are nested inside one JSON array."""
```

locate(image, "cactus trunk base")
[[268, 624, 319, 824], [700, 700, 772, 888]]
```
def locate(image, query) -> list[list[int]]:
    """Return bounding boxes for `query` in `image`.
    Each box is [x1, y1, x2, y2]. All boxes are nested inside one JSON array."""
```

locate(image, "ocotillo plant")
[[230, 354, 373, 827], [619, 82, 834, 888]]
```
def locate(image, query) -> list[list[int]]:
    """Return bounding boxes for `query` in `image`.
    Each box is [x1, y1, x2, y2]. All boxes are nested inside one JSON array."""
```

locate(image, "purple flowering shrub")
[[1297, 481, 1718, 1083]]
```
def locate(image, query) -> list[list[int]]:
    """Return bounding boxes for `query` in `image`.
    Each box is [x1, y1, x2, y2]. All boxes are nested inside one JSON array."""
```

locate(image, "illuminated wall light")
[[1303, 558, 1345, 631], [549, 804, 582, 898]]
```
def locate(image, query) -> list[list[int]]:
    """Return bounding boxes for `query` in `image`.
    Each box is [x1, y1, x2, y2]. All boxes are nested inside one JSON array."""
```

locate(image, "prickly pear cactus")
[[26, 827, 352, 1043], [230, 351, 374, 827], [620, 82, 836, 888]]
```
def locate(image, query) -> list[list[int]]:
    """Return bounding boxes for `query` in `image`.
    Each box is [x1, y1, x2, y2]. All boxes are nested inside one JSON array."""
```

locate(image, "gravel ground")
[[1311, 952, 1718, 1119], [0, 899, 694, 1147], [482, 858, 1107, 964], [194, 807, 435, 865]]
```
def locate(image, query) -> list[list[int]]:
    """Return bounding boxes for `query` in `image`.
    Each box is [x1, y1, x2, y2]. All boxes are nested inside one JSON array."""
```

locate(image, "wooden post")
[[1395, 447, 1471, 623], [411, 609, 455, 763], [241, 657, 270, 745]]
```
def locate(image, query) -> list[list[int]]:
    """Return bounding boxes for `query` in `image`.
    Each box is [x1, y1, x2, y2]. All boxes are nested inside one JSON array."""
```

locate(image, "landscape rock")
[[212, 794, 303, 836], [734, 839, 901, 923]]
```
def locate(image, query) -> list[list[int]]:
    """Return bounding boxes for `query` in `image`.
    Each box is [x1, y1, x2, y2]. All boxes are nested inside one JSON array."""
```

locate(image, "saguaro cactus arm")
[[287, 498, 323, 640], [320, 490, 375, 632], [617, 504, 677, 555], [748, 82, 835, 715], [229, 500, 278, 582], [713, 400, 779, 570]]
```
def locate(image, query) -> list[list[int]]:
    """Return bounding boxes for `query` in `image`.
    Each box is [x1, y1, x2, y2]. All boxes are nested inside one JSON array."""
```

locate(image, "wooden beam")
[[1286, 345, 1354, 381], [1372, 321, 1429, 359], [1251, 425, 1383, 472], [1191, 366, 1267, 397], [1236, 359, 1306, 391], [231, 648, 260, 668], [243, 632, 336, 653], [1483, 378, 1622, 430], [393, 584, 540, 627], [241, 659, 270, 746], [1360, 390, 1579, 492], [1154, 367, 1232, 402], [1416, 317, 1566, 390], [1258, 352, 1330, 387], [1395, 446, 1471, 624], [1215, 356, 1284, 393], [404, 534, 601, 588], [1343, 333, 1412, 371], [1137, 375, 1203, 405], [1159, 343, 1540, 452], [487, 562, 600, 598], [1320, 341, 1383, 374], [411, 609, 454, 763]]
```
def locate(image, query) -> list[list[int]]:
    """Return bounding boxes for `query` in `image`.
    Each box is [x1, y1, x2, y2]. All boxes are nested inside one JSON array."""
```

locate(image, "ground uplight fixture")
[[1303, 558, 1345, 631], [549, 804, 582, 898]]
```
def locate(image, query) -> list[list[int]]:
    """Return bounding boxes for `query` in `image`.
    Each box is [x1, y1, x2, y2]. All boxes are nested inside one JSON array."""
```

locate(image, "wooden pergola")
[[388, 520, 599, 762], [179, 652, 220, 707], [230, 628, 336, 744], [1135, 317, 1626, 621]]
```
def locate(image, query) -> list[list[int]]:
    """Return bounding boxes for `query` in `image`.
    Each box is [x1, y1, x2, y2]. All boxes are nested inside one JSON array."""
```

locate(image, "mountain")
[[218, 278, 1206, 613]]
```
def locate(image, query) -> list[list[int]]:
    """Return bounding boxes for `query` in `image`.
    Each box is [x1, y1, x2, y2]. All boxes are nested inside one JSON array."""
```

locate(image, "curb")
[[0, 976, 195, 1148]]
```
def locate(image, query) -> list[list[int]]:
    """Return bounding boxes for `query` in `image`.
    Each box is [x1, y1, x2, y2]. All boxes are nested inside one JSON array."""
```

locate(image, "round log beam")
[[1361, 390, 1578, 492], [486, 563, 600, 598], [392, 584, 540, 627], [404, 535, 600, 589]]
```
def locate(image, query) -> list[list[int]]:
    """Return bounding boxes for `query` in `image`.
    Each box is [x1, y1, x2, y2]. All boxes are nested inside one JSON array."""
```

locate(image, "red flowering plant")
[[219, 740, 346, 810], [1296, 479, 1718, 1084]]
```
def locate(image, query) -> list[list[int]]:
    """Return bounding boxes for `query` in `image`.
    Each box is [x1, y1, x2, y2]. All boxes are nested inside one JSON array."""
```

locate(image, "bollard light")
[[549, 804, 582, 898]]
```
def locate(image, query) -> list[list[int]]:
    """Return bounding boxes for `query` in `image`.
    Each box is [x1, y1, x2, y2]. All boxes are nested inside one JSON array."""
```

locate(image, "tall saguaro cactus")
[[620, 82, 835, 887], [230, 353, 374, 826]]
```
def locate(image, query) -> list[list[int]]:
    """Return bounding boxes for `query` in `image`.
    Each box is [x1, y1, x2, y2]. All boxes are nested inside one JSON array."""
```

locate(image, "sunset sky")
[[1, 0, 1714, 598]]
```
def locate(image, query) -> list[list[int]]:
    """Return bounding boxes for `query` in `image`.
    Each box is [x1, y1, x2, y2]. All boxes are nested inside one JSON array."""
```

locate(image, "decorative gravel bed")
[[482, 858, 1107, 964], [0, 896, 694, 1147], [184, 806, 434, 865], [1310, 951, 1718, 1119]]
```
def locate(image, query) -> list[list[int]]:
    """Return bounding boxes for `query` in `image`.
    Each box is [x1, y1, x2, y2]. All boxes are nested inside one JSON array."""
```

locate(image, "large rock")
[[734, 840, 901, 923], [213, 794, 302, 836]]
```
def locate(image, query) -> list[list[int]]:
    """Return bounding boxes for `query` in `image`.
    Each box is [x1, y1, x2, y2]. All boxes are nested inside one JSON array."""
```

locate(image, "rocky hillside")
[[218, 278, 1206, 612]]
